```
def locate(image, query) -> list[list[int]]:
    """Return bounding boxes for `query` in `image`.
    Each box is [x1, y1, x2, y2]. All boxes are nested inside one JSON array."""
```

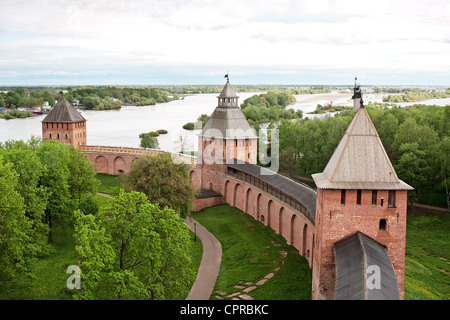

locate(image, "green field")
[[192, 204, 312, 300], [95, 173, 120, 195], [405, 209, 450, 300]]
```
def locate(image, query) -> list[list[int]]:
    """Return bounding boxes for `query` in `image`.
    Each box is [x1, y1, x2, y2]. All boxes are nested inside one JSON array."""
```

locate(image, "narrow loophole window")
[[341, 189, 346, 205], [379, 219, 387, 231]]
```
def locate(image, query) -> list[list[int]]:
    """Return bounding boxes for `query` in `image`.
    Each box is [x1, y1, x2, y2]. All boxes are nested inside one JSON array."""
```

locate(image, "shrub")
[[183, 122, 195, 130]]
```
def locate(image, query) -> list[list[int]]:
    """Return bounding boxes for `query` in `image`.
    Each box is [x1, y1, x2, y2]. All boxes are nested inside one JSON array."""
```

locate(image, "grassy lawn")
[[191, 204, 312, 300], [0, 223, 76, 300], [188, 230, 203, 288], [405, 208, 450, 300], [0, 194, 113, 300], [95, 173, 119, 195]]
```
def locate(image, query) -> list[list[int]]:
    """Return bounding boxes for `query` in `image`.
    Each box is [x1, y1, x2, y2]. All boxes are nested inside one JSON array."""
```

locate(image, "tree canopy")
[[0, 138, 99, 287], [119, 153, 197, 219], [74, 189, 194, 299], [241, 90, 301, 124], [278, 104, 450, 209]]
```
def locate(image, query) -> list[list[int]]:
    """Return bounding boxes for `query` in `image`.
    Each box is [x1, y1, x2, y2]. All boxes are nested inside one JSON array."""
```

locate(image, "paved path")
[[185, 217, 222, 300], [96, 192, 114, 198], [412, 203, 448, 213]]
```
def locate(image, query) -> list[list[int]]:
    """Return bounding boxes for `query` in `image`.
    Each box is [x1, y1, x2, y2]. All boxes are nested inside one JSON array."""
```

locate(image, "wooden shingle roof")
[[201, 81, 257, 139], [42, 92, 86, 123], [312, 107, 413, 190], [218, 80, 238, 98]]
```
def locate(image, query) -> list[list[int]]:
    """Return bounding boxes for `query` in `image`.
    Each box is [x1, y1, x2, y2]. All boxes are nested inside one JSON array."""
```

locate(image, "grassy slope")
[[192, 204, 312, 300], [404, 209, 450, 300], [95, 173, 119, 195], [0, 224, 77, 300]]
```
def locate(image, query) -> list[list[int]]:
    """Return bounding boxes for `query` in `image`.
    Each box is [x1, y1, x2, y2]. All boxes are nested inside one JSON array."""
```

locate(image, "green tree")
[[140, 134, 159, 149], [377, 113, 399, 158], [119, 153, 196, 219], [36, 142, 73, 241], [74, 190, 194, 299], [0, 156, 35, 283], [82, 94, 102, 109], [74, 210, 115, 300], [78, 194, 99, 216], [432, 136, 450, 212], [182, 122, 195, 130], [67, 146, 99, 203], [279, 145, 297, 177], [395, 142, 427, 204], [35, 141, 98, 241], [41, 90, 55, 106], [0, 147, 50, 256], [197, 114, 210, 127]]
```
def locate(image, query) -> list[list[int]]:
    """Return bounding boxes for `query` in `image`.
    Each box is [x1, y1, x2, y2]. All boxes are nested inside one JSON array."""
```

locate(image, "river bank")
[[1, 91, 449, 151]]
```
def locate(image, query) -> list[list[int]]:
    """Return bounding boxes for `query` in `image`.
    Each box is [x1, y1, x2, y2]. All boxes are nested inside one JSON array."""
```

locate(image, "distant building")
[[41, 92, 87, 148]]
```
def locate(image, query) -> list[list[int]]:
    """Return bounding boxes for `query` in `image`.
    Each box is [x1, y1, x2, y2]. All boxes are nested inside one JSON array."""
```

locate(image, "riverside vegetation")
[[278, 104, 450, 210], [182, 90, 303, 130]]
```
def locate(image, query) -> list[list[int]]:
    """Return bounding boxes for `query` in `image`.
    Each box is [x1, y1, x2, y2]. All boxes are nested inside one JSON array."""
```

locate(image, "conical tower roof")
[[218, 79, 238, 98], [201, 79, 257, 139], [312, 107, 412, 190], [42, 92, 86, 123]]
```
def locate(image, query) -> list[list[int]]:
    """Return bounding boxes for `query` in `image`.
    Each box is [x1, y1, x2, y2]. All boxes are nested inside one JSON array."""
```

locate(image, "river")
[[0, 92, 261, 152], [1, 92, 449, 152]]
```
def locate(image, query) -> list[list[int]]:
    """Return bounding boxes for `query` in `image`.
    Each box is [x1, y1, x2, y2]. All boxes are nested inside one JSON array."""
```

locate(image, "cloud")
[[0, 0, 449, 85]]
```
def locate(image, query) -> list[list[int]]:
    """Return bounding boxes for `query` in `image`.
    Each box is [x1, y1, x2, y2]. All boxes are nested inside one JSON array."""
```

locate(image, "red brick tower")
[[311, 85, 413, 300], [198, 76, 258, 191], [42, 92, 87, 148]]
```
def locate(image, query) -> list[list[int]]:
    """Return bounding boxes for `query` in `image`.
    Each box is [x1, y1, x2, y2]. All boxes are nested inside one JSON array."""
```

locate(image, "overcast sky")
[[0, 0, 449, 86]]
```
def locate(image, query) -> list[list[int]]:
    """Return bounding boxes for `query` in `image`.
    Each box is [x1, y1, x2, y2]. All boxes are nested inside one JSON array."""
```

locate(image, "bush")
[[183, 122, 195, 130], [157, 129, 168, 134], [148, 131, 159, 137]]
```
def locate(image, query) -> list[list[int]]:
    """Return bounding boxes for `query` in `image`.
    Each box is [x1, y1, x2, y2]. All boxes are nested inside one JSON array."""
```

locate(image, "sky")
[[0, 0, 449, 86]]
